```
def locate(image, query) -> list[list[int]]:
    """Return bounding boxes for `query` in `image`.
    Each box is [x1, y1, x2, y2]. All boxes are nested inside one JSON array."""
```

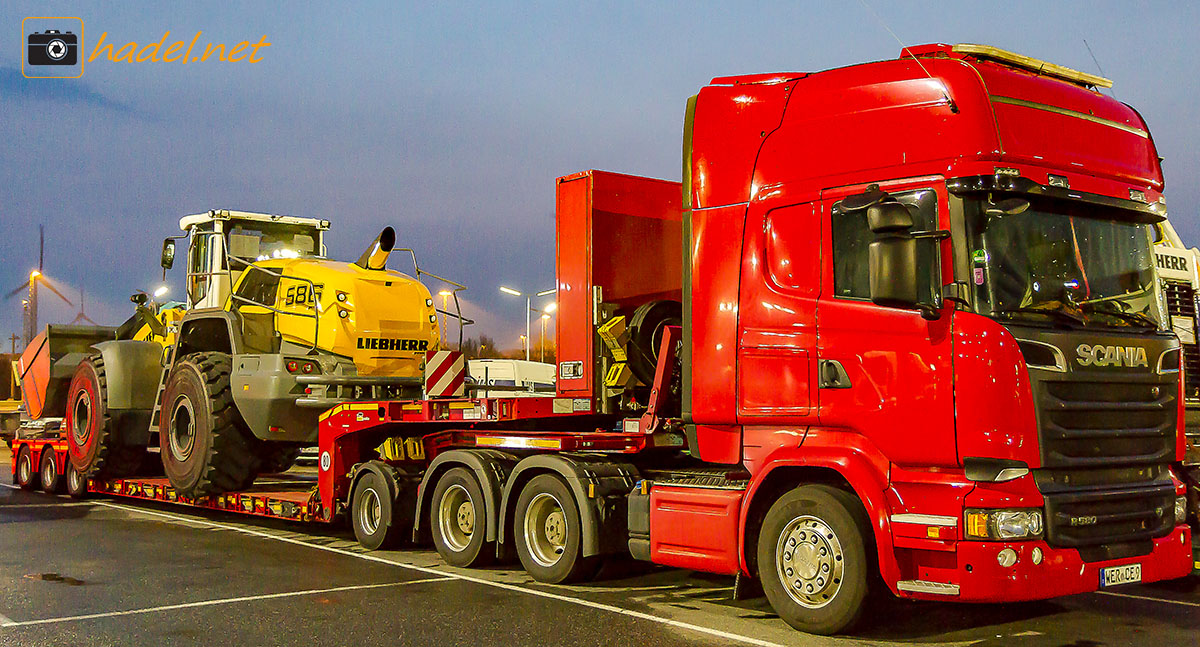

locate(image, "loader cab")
[[167, 210, 330, 310]]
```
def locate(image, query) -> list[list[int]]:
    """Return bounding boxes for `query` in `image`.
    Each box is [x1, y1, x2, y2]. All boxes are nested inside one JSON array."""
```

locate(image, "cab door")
[[815, 179, 958, 467]]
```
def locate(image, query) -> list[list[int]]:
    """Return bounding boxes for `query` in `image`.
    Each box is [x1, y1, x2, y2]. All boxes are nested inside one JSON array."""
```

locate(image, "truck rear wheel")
[[65, 463, 89, 498], [159, 352, 260, 497], [513, 474, 599, 583], [39, 448, 64, 493], [757, 485, 871, 635], [15, 445, 36, 490], [351, 471, 405, 550], [430, 467, 493, 567], [66, 355, 145, 478]]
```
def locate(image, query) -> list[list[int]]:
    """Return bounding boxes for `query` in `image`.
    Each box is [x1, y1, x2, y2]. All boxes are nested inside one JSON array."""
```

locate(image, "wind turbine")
[[4, 225, 73, 345]]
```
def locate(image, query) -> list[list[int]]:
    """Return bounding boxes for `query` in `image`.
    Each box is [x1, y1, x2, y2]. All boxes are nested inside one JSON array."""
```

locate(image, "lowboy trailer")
[[10, 43, 1200, 636]]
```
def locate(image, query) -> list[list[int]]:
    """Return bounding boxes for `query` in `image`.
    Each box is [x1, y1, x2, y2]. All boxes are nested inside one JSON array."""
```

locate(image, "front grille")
[[1038, 380, 1177, 468], [1162, 280, 1200, 401], [1041, 483, 1176, 550]]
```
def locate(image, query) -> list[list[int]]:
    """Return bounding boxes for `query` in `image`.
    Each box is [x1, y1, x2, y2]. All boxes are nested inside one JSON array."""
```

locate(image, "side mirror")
[[867, 201, 915, 233], [869, 234, 942, 320], [161, 239, 176, 270]]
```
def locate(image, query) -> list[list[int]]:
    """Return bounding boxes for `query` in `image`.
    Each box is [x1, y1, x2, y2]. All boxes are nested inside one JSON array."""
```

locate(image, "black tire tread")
[[169, 352, 261, 497], [78, 354, 145, 479]]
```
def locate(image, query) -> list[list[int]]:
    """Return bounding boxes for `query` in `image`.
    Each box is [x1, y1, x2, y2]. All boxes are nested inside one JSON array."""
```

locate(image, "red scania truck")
[[11, 43, 1194, 635]]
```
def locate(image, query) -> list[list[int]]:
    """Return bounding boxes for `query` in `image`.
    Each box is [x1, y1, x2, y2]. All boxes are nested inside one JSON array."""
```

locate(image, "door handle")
[[818, 359, 851, 389]]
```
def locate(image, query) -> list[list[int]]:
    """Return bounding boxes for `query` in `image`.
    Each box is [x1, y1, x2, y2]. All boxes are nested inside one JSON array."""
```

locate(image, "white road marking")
[[92, 500, 795, 647], [1095, 590, 1200, 608], [0, 612, 16, 627], [0, 577, 451, 628]]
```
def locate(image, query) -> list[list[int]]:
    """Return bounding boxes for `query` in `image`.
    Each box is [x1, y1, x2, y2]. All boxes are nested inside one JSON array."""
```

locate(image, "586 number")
[[284, 284, 322, 306]]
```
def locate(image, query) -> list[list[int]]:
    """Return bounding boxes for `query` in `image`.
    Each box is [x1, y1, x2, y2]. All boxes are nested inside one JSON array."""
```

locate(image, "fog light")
[[336, 291, 348, 303], [429, 314, 437, 323], [997, 548, 1018, 567], [339, 309, 350, 319], [1177, 496, 1188, 525], [1031, 547, 1043, 565]]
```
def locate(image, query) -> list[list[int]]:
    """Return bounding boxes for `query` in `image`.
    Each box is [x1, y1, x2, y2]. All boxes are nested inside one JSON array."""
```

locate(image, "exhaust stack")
[[355, 227, 395, 270]]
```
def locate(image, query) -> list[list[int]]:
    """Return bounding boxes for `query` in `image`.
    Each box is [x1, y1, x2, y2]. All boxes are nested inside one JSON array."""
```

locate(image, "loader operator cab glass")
[[965, 196, 1166, 331], [187, 223, 214, 305], [226, 222, 319, 264]]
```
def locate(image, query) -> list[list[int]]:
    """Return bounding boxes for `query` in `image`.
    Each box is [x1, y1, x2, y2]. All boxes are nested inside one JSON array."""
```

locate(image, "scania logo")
[[1075, 344, 1148, 368]]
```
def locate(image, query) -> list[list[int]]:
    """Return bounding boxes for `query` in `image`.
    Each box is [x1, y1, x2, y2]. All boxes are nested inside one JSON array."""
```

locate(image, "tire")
[[627, 300, 682, 385], [15, 445, 36, 490], [430, 467, 493, 567], [39, 448, 64, 493], [66, 355, 145, 478], [66, 462, 89, 498], [513, 474, 599, 584], [258, 442, 303, 474], [159, 352, 260, 497], [757, 485, 872, 635], [351, 471, 405, 550]]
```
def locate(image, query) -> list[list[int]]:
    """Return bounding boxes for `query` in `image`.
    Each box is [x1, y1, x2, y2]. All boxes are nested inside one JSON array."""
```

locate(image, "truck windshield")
[[965, 197, 1165, 330], [226, 222, 320, 263]]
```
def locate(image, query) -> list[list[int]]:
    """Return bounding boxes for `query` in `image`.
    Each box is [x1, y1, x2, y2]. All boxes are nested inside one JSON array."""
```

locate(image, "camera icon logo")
[[28, 30, 78, 65], [21, 17, 84, 79]]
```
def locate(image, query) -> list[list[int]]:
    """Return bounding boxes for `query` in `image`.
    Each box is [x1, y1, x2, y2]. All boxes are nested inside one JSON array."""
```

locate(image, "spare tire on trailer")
[[627, 300, 682, 386], [66, 354, 146, 479], [159, 352, 260, 497]]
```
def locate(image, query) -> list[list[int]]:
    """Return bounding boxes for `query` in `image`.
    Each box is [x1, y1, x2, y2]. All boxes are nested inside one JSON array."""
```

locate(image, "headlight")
[[1177, 496, 1189, 525], [965, 508, 1044, 540]]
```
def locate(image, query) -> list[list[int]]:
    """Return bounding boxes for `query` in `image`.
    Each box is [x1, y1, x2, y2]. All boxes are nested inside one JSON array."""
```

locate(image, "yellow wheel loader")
[[43, 210, 444, 496]]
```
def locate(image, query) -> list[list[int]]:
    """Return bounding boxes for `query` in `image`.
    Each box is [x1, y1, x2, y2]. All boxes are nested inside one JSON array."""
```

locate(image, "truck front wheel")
[[159, 352, 259, 497], [430, 467, 493, 567], [513, 474, 599, 584], [757, 485, 871, 635]]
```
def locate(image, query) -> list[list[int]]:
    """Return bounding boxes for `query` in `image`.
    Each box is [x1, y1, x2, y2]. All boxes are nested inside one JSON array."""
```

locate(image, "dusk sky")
[[2, 1, 1198, 351]]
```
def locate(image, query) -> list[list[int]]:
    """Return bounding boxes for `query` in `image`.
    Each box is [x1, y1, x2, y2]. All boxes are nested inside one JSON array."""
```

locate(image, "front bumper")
[[895, 525, 1193, 602]]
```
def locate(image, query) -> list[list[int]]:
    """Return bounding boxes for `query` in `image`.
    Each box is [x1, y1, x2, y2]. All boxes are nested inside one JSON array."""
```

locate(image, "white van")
[[468, 359, 556, 397]]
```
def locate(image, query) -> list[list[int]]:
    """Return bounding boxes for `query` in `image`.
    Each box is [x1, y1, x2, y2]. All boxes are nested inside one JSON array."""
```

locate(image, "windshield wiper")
[[993, 305, 1088, 327], [1085, 308, 1158, 329]]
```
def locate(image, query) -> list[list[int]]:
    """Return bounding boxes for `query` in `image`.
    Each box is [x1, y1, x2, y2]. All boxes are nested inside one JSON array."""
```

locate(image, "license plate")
[[1100, 563, 1142, 587]]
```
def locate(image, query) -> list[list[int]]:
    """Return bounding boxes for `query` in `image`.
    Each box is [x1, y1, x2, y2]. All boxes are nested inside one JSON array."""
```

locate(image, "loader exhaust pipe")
[[355, 227, 395, 270]]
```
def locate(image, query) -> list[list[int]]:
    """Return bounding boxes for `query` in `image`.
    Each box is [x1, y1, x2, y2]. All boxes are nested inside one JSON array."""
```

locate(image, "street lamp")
[[500, 286, 556, 361]]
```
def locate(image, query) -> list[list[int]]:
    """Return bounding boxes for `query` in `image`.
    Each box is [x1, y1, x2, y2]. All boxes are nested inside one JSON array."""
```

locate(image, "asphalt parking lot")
[[1, 450, 1197, 647]]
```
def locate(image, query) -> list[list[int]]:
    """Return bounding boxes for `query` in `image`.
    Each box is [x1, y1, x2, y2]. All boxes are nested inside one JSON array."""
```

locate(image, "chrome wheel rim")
[[68, 466, 83, 492], [42, 457, 55, 485], [776, 515, 844, 609], [168, 397, 197, 462], [524, 492, 567, 568], [438, 484, 474, 552], [72, 390, 93, 446], [18, 454, 31, 484], [359, 487, 382, 535]]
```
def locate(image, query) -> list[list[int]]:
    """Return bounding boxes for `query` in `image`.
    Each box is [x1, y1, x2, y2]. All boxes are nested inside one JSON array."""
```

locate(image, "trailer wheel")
[[757, 485, 871, 635], [39, 448, 64, 493], [15, 445, 37, 490], [513, 474, 599, 583], [350, 471, 404, 549], [430, 467, 493, 567], [67, 355, 145, 478], [65, 462, 89, 498], [160, 352, 260, 497]]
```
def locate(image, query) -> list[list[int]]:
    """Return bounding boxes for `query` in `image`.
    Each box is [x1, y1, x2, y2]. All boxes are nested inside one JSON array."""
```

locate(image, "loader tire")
[[258, 442, 303, 474], [160, 352, 260, 497], [66, 355, 145, 479]]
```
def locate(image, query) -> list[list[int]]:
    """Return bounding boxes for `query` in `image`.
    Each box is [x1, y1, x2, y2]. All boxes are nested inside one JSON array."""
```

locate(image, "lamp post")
[[539, 313, 551, 362], [500, 286, 556, 361]]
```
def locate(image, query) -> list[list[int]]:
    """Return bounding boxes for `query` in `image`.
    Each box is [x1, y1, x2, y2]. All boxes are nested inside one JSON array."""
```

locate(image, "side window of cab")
[[830, 188, 939, 301]]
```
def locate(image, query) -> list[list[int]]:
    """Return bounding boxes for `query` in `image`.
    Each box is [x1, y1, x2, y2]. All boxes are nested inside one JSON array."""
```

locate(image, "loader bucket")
[[18, 324, 117, 420]]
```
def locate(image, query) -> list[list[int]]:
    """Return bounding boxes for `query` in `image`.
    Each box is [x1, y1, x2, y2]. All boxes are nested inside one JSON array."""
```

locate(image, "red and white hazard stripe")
[[424, 350, 465, 397]]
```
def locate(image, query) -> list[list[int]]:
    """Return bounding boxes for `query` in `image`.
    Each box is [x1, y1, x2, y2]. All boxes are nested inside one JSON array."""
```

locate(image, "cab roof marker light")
[[951, 43, 1114, 89]]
